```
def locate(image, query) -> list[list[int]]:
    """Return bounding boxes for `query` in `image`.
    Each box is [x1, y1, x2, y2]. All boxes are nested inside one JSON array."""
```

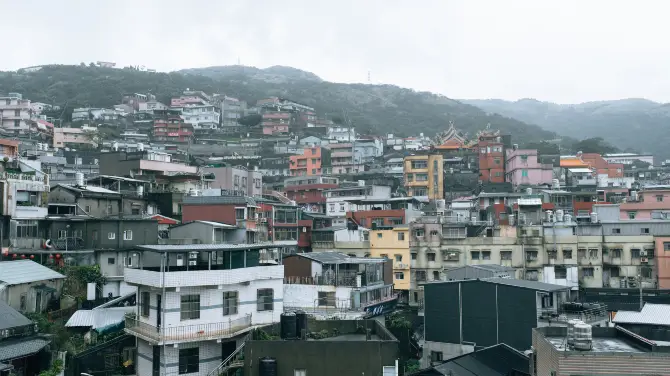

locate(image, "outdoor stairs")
[[208, 336, 247, 376], [266, 190, 294, 205]]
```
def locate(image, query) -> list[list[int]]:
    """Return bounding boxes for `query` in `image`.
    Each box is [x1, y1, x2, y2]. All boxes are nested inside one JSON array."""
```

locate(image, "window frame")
[[222, 291, 239, 316], [257, 288, 274, 312], [178, 348, 199, 375], [180, 294, 200, 321]]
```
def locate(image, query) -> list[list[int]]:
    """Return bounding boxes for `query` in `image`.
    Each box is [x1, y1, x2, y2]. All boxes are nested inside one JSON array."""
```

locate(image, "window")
[[413, 229, 425, 237], [631, 248, 641, 258], [582, 267, 595, 277], [178, 348, 199, 375], [664, 242, 670, 252], [578, 248, 587, 258], [85, 205, 91, 213], [108, 257, 115, 265], [413, 187, 427, 196], [20, 294, 26, 311], [526, 250, 538, 261], [611, 228, 621, 234], [58, 230, 67, 239], [563, 249, 573, 259], [394, 272, 404, 279], [141, 291, 150, 317], [525, 270, 539, 281], [294, 370, 307, 376], [235, 208, 245, 220], [641, 227, 650, 234], [318, 291, 336, 307], [123, 230, 132, 240], [411, 160, 427, 169], [641, 266, 652, 279], [108, 231, 116, 240], [521, 169, 528, 177], [415, 173, 428, 182], [222, 291, 238, 316], [397, 232, 405, 241], [628, 211, 637, 219], [433, 271, 440, 280], [657, 195, 664, 202], [427, 252, 436, 262], [431, 351, 444, 363], [377, 233, 383, 239], [107, 204, 113, 214], [520, 154, 528, 161], [471, 251, 480, 260], [16, 220, 38, 238], [555, 267, 567, 279], [329, 203, 335, 212], [588, 249, 598, 258], [415, 271, 426, 281], [180, 295, 200, 321], [609, 267, 620, 278], [406, 173, 413, 182], [500, 251, 512, 260], [257, 289, 274, 311], [380, 254, 388, 259], [339, 203, 345, 212], [411, 253, 417, 260], [482, 251, 491, 260], [547, 250, 557, 260], [394, 254, 402, 262]]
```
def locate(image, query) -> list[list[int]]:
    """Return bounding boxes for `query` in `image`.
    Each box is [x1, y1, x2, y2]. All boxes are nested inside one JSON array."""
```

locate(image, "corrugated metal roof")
[[0, 260, 65, 285], [66, 307, 134, 329], [136, 241, 296, 253], [613, 303, 670, 326], [0, 337, 50, 362], [0, 301, 32, 330], [172, 220, 236, 229], [484, 278, 569, 292], [295, 252, 386, 264], [182, 195, 256, 206]]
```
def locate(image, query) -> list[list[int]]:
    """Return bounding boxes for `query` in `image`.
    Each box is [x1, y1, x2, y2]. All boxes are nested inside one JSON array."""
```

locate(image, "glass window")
[[394, 254, 402, 262], [397, 232, 405, 241], [318, 291, 336, 307], [394, 272, 404, 279], [500, 251, 512, 260], [223, 291, 238, 316], [471, 251, 480, 260], [427, 252, 436, 261], [180, 295, 200, 321], [257, 289, 274, 311]]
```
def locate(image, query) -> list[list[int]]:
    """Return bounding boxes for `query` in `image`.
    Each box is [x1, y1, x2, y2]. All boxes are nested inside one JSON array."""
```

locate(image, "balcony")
[[124, 265, 284, 288], [236, 219, 257, 231], [394, 262, 409, 270], [125, 314, 252, 345], [13, 205, 47, 219]]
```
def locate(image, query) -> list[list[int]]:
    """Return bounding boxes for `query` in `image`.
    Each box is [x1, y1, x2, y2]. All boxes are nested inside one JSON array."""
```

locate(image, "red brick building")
[[283, 176, 338, 214], [477, 130, 506, 183]]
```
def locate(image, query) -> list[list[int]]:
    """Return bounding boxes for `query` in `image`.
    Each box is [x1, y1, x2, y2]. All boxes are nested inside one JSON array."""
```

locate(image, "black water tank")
[[259, 357, 277, 376], [295, 310, 307, 339], [280, 313, 297, 339]]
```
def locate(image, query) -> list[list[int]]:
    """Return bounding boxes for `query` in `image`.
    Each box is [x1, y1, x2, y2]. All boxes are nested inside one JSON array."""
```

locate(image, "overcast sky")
[[2, 0, 668, 103]]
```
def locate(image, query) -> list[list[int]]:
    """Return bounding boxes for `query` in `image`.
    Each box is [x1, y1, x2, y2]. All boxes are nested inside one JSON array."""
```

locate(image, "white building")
[[0, 93, 33, 131], [177, 104, 221, 130], [327, 126, 355, 142], [124, 243, 289, 376], [217, 96, 247, 127], [604, 153, 654, 166], [325, 182, 392, 225]]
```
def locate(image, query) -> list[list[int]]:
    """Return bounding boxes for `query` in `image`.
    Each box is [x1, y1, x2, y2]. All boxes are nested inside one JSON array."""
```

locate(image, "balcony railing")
[[537, 303, 607, 325], [125, 314, 252, 344]]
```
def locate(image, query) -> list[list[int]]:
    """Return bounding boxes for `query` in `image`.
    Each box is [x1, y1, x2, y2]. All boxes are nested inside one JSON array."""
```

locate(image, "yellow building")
[[369, 226, 410, 299], [404, 153, 444, 199]]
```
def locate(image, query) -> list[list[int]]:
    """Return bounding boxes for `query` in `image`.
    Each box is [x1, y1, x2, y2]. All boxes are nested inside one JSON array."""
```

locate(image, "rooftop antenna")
[[367, 71, 371, 83]]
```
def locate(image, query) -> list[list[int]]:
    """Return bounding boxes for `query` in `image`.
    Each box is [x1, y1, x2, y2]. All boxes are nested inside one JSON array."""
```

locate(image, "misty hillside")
[[463, 98, 670, 159], [0, 64, 561, 145]]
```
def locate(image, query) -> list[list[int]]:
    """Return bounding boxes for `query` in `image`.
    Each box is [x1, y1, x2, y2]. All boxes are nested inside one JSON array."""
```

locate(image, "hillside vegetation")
[[0, 65, 561, 145], [463, 98, 669, 159]]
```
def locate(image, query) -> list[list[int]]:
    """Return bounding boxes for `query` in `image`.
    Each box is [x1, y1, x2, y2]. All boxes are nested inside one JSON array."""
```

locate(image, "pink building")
[[262, 112, 291, 135], [619, 187, 670, 220], [505, 149, 553, 187]]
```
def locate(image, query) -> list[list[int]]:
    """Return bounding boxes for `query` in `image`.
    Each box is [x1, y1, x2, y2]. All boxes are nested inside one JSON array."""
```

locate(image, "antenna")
[[367, 71, 371, 83]]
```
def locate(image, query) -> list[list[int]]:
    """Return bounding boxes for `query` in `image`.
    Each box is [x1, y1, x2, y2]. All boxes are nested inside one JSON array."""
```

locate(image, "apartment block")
[[0, 93, 33, 131], [289, 147, 328, 176], [505, 148, 553, 187], [203, 164, 263, 197], [325, 182, 391, 225], [369, 226, 410, 300], [404, 153, 444, 199]]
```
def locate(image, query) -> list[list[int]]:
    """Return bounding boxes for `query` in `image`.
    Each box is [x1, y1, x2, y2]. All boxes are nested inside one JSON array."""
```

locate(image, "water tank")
[[75, 172, 85, 187], [566, 319, 581, 346], [545, 210, 553, 222], [555, 210, 564, 222], [526, 187, 532, 195], [295, 310, 308, 339], [564, 214, 572, 223], [552, 179, 560, 189], [590, 212, 598, 223], [258, 357, 278, 376], [280, 313, 297, 339], [508, 214, 515, 226], [572, 322, 593, 351], [137, 185, 144, 197]]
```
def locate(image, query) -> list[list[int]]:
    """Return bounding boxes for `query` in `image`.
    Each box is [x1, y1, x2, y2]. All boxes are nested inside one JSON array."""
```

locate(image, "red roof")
[[149, 214, 179, 225]]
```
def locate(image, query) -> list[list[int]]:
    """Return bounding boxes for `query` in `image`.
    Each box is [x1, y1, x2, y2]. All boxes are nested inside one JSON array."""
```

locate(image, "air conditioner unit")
[[641, 257, 649, 263], [188, 252, 198, 259], [640, 250, 647, 257], [188, 260, 197, 266], [260, 218, 268, 223]]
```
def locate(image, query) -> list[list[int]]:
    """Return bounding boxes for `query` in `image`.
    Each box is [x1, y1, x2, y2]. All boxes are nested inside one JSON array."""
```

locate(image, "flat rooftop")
[[537, 326, 670, 354], [546, 336, 644, 353]]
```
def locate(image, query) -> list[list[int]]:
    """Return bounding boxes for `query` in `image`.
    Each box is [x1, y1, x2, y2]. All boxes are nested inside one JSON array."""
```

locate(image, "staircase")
[[208, 337, 248, 376], [265, 190, 294, 205]]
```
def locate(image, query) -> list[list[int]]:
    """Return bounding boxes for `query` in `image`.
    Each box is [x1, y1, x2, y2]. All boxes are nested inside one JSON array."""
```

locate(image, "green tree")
[[572, 137, 619, 155], [237, 114, 262, 127]]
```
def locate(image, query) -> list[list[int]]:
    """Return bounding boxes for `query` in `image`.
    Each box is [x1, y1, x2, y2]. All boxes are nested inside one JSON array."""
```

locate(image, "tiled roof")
[[0, 337, 51, 362], [0, 260, 65, 285], [0, 301, 32, 330], [613, 303, 670, 326]]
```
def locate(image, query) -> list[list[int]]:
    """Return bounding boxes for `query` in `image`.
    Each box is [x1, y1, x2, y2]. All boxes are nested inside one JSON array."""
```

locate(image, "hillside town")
[[1, 87, 670, 376]]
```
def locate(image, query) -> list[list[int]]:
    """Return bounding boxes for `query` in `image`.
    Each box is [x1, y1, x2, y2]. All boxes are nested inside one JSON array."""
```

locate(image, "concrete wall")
[[283, 284, 353, 309], [421, 341, 474, 368], [3, 280, 64, 313]]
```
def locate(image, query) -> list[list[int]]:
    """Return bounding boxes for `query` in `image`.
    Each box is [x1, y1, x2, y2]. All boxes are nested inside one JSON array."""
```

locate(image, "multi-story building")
[[310, 226, 370, 257], [325, 182, 392, 225], [180, 194, 259, 240], [505, 148, 553, 187], [216, 95, 247, 127], [604, 152, 655, 166], [283, 176, 339, 213], [0, 93, 33, 132], [289, 147, 329, 176], [262, 112, 292, 135], [123, 243, 286, 376], [326, 126, 355, 142], [328, 143, 362, 175], [0, 167, 50, 222], [353, 138, 384, 164], [203, 164, 263, 197], [404, 153, 444, 199], [476, 130, 508, 184], [52, 126, 98, 148], [138, 100, 168, 113], [369, 226, 410, 301], [259, 155, 291, 177], [346, 197, 424, 227], [532, 325, 670, 376], [282, 252, 398, 318], [152, 109, 193, 144], [619, 186, 670, 220], [98, 150, 197, 177], [176, 104, 220, 131]]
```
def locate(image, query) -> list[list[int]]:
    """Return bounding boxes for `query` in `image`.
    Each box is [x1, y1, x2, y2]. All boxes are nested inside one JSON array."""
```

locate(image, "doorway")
[[222, 340, 236, 362]]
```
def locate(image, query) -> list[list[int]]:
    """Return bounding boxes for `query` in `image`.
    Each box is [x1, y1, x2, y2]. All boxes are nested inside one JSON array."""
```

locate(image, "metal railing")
[[537, 303, 608, 324], [208, 334, 248, 376], [284, 271, 359, 287], [124, 314, 252, 344]]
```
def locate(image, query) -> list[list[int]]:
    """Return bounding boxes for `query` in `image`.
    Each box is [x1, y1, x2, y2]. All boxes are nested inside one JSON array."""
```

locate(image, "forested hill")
[[0, 64, 560, 143]]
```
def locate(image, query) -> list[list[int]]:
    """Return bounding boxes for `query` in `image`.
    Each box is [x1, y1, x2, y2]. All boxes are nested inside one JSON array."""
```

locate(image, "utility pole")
[[639, 274, 643, 311]]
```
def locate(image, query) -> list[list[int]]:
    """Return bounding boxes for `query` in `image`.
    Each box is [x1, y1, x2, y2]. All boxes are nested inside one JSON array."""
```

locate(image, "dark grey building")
[[422, 278, 571, 366], [49, 184, 149, 217], [245, 319, 398, 376], [409, 343, 530, 376]]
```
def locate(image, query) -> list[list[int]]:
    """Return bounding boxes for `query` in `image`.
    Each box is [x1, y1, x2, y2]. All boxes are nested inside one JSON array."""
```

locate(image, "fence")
[[125, 314, 252, 343]]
